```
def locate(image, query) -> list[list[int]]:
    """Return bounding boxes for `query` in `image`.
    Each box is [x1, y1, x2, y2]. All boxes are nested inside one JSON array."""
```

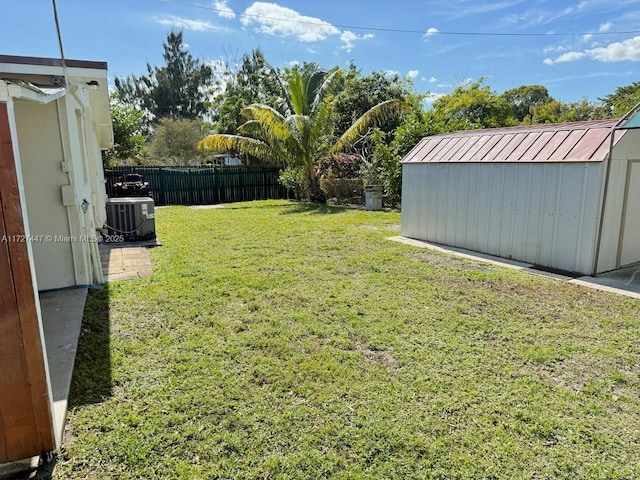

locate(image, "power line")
[[159, 0, 640, 38]]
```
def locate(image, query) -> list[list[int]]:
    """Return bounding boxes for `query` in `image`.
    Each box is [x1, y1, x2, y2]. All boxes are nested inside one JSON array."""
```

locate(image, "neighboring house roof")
[[402, 119, 627, 164]]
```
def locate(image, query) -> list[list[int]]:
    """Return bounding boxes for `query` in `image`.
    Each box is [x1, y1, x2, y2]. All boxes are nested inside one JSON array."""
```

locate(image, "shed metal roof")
[[402, 119, 627, 164]]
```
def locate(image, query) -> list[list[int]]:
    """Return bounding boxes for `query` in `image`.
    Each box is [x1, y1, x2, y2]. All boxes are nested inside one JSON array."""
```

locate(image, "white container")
[[365, 185, 383, 211]]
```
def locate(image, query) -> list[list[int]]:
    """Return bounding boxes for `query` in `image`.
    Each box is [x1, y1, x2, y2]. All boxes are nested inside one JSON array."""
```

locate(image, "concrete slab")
[[100, 244, 154, 282], [40, 288, 88, 442], [389, 236, 640, 299], [574, 265, 640, 297]]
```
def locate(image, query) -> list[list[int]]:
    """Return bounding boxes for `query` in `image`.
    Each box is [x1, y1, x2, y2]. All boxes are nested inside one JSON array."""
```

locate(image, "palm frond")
[[331, 99, 410, 153], [240, 104, 290, 142], [310, 67, 340, 116]]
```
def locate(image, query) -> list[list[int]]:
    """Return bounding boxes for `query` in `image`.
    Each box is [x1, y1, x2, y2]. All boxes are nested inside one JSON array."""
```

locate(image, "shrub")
[[317, 153, 364, 201], [278, 167, 307, 200]]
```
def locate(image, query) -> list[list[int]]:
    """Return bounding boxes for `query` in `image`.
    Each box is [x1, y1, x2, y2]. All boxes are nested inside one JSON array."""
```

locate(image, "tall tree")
[[501, 85, 551, 123], [210, 48, 280, 134], [427, 79, 516, 132], [115, 30, 212, 128], [530, 98, 611, 124], [601, 82, 640, 117], [198, 64, 407, 201], [102, 93, 147, 166], [149, 118, 208, 166], [333, 64, 415, 136]]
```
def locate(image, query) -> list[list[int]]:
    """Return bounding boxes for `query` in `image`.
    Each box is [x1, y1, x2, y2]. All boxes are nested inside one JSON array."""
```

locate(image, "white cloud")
[[214, 0, 236, 19], [583, 34, 593, 42], [424, 27, 439, 39], [339, 30, 374, 52], [599, 21, 613, 32], [407, 70, 419, 79], [242, 2, 339, 42], [544, 36, 640, 64], [544, 51, 588, 64], [238, 3, 372, 51], [154, 15, 219, 32], [590, 36, 640, 61], [428, 76, 437, 83], [424, 92, 446, 104]]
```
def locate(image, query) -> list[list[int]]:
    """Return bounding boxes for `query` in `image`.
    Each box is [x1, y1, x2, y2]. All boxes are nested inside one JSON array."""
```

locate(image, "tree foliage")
[[529, 98, 611, 124], [102, 94, 147, 166], [501, 85, 552, 123], [210, 48, 280, 135], [199, 63, 408, 202], [333, 64, 416, 136], [115, 30, 212, 128], [601, 81, 640, 117], [149, 117, 208, 165], [428, 79, 515, 132]]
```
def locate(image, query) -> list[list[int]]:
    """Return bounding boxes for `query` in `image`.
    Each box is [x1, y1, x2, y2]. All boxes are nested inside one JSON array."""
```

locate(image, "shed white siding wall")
[[597, 131, 640, 273], [401, 161, 604, 274]]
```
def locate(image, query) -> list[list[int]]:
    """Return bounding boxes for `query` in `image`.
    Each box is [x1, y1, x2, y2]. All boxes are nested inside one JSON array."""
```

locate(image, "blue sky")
[[2, 0, 640, 104]]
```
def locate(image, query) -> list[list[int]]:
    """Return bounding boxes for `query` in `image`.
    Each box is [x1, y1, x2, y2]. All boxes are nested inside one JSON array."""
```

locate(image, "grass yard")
[[59, 200, 640, 479]]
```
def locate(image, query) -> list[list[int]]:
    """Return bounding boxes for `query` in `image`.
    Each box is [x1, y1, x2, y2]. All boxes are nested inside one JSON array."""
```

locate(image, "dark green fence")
[[105, 166, 288, 206]]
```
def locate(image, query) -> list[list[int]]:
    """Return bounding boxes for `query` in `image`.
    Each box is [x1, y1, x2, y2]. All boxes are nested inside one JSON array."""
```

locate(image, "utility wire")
[[159, 0, 640, 37]]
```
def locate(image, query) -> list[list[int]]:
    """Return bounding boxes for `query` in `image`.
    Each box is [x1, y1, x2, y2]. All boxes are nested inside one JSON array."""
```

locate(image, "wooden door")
[[0, 102, 55, 462]]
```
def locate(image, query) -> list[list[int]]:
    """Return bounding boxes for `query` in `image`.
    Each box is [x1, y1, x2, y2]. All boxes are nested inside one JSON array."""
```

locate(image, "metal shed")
[[401, 117, 640, 275]]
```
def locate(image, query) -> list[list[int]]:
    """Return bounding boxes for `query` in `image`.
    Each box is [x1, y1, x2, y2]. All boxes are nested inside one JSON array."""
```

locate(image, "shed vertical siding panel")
[[538, 164, 560, 266], [475, 165, 492, 254], [498, 165, 517, 258], [400, 164, 418, 238], [465, 163, 479, 251], [445, 164, 460, 246], [487, 165, 504, 256], [413, 165, 425, 240], [598, 159, 627, 272], [510, 163, 531, 261], [434, 165, 446, 244], [554, 164, 584, 271], [422, 165, 437, 241], [619, 161, 640, 266], [523, 165, 545, 265], [575, 164, 602, 273]]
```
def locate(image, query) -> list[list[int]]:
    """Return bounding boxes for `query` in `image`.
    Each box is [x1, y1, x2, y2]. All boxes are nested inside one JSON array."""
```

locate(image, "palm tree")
[[198, 64, 407, 201]]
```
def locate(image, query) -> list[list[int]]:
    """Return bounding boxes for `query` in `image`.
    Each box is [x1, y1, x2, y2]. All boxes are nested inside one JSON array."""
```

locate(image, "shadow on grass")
[[279, 202, 348, 215], [68, 286, 112, 407]]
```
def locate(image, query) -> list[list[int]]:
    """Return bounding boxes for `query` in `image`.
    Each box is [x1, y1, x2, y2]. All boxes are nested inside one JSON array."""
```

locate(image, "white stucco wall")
[[11, 82, 108, 290], [14, 100, 77, 290]]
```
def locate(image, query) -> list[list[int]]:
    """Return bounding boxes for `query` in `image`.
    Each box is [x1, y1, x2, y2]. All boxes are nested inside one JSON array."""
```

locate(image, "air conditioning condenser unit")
[[105, 197, 156, 241]]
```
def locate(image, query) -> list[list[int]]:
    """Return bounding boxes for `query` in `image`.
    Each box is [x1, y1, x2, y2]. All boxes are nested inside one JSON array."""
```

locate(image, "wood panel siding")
[[0, 102, 55, 462]]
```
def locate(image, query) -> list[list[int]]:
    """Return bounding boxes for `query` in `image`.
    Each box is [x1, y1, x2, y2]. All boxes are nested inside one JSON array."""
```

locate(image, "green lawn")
[[59, 201, 640, 479]]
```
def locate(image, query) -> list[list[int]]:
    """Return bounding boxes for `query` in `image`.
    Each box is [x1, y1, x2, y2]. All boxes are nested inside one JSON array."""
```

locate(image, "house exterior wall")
[[597, 131, 640, 273], [11, 82, 107, 290], [401, 161, 604, 274], [14, 100, 76, 290]]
